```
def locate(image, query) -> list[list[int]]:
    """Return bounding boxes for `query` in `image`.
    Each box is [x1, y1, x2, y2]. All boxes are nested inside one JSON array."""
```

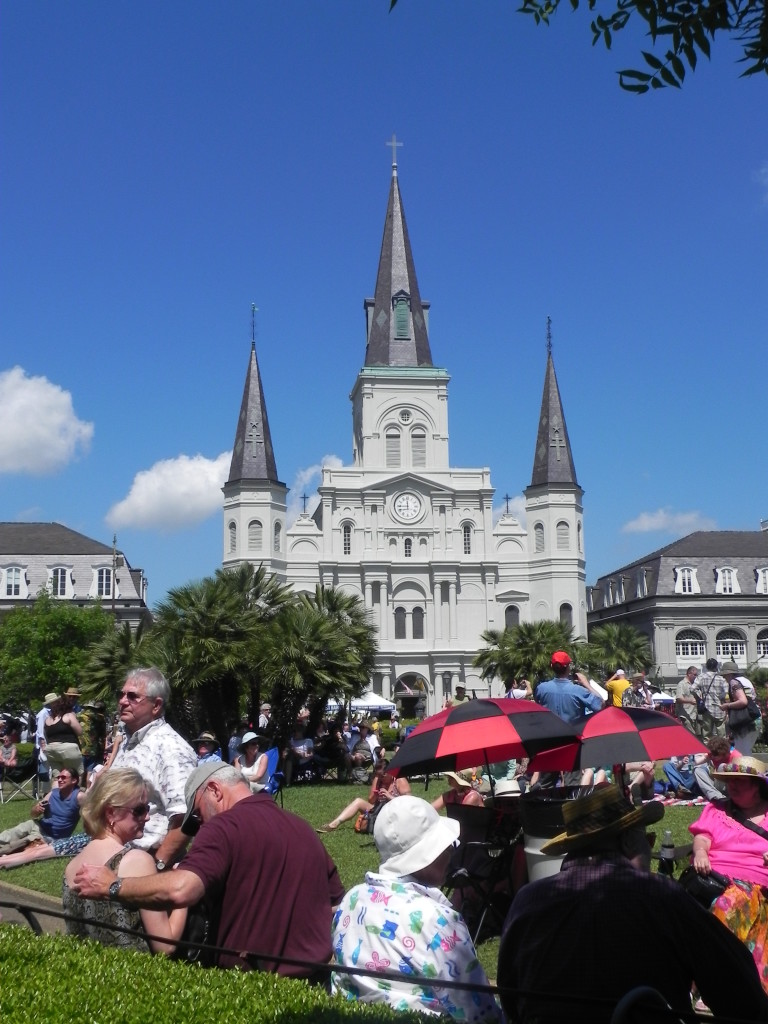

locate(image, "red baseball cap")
[[551, 651, 572, 667]]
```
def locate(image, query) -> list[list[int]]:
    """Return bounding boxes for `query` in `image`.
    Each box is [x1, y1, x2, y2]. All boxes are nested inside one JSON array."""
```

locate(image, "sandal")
[[315, 822, 338, 833]]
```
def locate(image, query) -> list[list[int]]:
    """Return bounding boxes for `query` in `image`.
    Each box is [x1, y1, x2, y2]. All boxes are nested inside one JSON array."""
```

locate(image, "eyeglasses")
[[119, 691, 150, 704], [125, 803, 150, 818]]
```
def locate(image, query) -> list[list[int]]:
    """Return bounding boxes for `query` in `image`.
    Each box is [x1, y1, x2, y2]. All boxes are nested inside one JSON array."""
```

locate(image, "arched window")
[[273, 522, 282, 553], [757, 630, 768, 659], [675, 630, 706, 659], [412, 607, 424, 639], [577, 521, 583, 553], [716, 630, 746, 660], [342, 523, 352, 556], [463, 523, 472, 555], [674, 566, 699, 594], [248, 520, 262, 551], [97, 568, 112, 598], [534, 523, 545, 553], [50, 567, 68, 597], [505, 605, 520, 629], [5, 567, 21, 597], [559, 603, 573, 628], [556, 521, 570, 551], [411, 429, 426, 468], [394, 606, 407, 640], [715, 566, 740, 594], [385, 429, 401, 468], [404, 537, 412, 558], [228, 521, 237, 553]]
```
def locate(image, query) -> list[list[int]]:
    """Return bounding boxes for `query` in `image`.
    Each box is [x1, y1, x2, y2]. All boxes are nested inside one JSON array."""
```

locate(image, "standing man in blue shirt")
[[534, 651, 603, 788]]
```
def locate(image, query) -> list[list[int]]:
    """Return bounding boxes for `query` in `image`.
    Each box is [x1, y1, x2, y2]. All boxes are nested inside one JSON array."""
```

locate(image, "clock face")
[[394, 493, 421, 521]]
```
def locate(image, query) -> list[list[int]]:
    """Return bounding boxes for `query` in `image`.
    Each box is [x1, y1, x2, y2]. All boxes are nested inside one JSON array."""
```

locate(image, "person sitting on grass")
[[316, 757, 410, 833], [431, 769, 485, 811], [0, 767, 82, 856]]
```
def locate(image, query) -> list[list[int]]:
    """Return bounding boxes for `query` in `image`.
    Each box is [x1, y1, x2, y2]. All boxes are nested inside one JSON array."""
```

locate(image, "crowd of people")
[[2, 656, 768, 1021]]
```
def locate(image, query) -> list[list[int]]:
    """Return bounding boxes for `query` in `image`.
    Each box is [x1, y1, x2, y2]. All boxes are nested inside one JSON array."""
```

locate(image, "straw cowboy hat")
[[541, 785, 664, 856], [712, 756, 768, 784]]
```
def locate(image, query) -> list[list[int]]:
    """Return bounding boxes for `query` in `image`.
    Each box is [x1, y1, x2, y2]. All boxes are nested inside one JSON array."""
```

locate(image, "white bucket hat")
[[373, 796, 460, 877]]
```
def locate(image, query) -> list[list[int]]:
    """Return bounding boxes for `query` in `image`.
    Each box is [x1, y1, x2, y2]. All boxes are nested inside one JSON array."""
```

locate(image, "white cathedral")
[[222, 160, 586, 717]]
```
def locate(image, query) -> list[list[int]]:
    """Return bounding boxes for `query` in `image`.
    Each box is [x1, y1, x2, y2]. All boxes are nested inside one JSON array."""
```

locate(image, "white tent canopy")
[[326, 690, 396, 714]]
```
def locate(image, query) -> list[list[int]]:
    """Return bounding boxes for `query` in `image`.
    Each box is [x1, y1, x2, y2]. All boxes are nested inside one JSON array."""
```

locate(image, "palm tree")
[[80, 616, 151, 703], [585, 622, 653, 677], [474, 619, 587, 687], [258, 586, 377, 750], [147, 563, 291, 747]]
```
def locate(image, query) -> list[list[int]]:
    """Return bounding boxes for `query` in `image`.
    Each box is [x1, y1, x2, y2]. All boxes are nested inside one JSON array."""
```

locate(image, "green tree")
[[390, 0, 768, 90], [474, 619, 586, 687], [147, 563, 291, 748], [258, 586, 377, 750], [585, 622, 653, 676], [0, 591, 114, 708], [80, 617, 151, 704]]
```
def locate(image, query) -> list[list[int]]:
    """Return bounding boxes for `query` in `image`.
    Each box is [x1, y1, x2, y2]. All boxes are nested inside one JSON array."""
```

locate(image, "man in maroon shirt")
[[73, 762, 344, 977]]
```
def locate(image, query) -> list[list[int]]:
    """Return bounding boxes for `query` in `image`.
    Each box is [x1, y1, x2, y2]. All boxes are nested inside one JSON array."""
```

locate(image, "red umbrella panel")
[[531, 705, 709, 772], [387, 698, 581, 777]]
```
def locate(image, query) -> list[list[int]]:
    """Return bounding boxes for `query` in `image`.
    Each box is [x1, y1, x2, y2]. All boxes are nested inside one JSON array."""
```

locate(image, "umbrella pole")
[[484, 750, 495, 798]]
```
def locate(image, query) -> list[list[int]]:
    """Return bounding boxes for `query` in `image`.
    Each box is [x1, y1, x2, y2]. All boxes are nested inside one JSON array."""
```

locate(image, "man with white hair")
[[110, 667, 197, 870], [331, 795, 502, 1021]]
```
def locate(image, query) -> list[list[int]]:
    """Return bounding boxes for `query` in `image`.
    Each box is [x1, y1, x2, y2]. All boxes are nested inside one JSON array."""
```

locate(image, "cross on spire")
[[503, 493, 512, 515], [550, 428, 566, 461], [386, 133, 402, 171], [546, 315, 552, 356], [300, 492, 309, 514], [251, 303, 259, 349], [247, 421, 264, 455]]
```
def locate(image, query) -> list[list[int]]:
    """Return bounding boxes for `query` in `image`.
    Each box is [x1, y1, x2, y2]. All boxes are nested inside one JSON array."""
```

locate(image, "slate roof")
[[363, 166, 433, 368], [528, 351, 579, 489], [595, 531, 768, 580], [227, 343, 283, 485], [0, 523, 114, 556]]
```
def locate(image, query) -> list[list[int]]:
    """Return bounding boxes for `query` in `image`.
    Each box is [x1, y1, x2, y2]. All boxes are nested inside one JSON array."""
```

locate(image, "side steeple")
[[529, 319, 579, 489], [363, 141, 433, 368], [227, 336, 281, 485]]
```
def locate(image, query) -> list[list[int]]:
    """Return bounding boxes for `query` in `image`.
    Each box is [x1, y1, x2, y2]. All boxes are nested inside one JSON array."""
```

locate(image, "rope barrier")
[[0, 898, 754, 1023]]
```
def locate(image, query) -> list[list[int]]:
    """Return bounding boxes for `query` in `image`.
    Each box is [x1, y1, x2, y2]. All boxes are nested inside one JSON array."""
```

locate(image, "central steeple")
[[363, 146, 433, 368]]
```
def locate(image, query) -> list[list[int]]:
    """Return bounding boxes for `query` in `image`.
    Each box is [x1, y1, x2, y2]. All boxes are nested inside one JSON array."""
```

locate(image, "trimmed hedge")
[[0, 927, 428, 1024]]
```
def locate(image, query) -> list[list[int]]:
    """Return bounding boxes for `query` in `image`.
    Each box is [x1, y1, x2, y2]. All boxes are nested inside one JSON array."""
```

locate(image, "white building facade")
[[223, 164, 586, 716]]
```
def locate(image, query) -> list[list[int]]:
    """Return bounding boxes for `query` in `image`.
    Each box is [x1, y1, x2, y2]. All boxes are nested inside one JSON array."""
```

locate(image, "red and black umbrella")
[[531, 705, 709, 772], [387, 698, 581, 777]]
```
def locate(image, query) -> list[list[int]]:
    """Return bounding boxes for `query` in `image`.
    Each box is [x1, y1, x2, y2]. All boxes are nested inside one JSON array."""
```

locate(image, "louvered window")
[[248, 521, 262, 551], [534, 523, 545, 553], [386, 430, 401, 468], [228, 522, 237, 553], [394, 297, 410, 339], [556, 521, 570, 550], [411, 430, 426, 467]]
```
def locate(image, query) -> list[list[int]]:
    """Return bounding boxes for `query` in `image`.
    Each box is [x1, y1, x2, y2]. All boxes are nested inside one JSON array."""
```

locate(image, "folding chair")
[[445, 803, 522, 944], [0, 752, 38, 803], [262, 746, 284, 807]]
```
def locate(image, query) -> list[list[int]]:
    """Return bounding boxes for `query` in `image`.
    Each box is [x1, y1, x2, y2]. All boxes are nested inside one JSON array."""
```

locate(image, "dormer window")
[[392, 290, 411, 339], [674, 566, 700, 595], [715, 566, 740, 595], [757, 567, 768, 595]]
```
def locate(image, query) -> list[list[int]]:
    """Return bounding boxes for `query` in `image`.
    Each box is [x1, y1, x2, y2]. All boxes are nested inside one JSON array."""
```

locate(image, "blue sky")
[[1, 1, 765, 607]]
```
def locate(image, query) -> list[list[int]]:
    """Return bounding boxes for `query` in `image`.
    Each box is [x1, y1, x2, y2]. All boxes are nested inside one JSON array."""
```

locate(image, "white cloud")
[[492, 494, 527, 527], [286, 454, 344, 524], [622, 508, 717, 535], [107, 451, 231, 531], [0, 366, 94, 474]]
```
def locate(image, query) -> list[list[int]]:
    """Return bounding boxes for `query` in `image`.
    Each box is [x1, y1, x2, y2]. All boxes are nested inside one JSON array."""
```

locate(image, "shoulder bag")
[[679, 866, 731, 909]]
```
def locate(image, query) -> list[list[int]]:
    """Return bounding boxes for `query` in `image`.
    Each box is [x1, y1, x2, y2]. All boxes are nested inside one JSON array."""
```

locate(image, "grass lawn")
[[0, 777, 705, 981]]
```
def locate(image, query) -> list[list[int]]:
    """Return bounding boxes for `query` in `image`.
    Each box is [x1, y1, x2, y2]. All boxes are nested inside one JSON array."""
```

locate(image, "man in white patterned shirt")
[[111, 667, 197, 870]]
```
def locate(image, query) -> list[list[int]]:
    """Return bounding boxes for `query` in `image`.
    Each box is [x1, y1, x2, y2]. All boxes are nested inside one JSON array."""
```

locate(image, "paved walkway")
[[0, 879, 65, 934]]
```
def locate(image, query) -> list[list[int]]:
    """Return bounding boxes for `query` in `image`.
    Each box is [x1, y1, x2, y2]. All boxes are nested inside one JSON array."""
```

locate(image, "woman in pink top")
[[689, 756, 768, 992]]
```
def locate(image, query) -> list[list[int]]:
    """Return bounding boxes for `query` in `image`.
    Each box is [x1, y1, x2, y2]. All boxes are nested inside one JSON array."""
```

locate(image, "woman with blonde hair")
[[63, 768, 186, 953]]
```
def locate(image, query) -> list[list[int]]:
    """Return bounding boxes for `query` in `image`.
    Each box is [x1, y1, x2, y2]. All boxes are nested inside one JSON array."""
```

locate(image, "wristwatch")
[[155, 859, 167, 872], [108, 878, 123, 899]]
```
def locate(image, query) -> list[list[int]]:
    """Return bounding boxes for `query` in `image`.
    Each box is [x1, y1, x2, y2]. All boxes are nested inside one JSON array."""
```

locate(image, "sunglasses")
[[124, 803, 150, 818], [182, 810, 202, 837], [119, 691, 151, 703]]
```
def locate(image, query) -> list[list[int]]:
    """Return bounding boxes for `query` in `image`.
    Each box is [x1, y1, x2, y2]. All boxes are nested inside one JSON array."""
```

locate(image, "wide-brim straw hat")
[[541, 785, 664, 856], [43, 692, 61, 704], [712, 756, 768, 783], [443, 769, 475, 789]]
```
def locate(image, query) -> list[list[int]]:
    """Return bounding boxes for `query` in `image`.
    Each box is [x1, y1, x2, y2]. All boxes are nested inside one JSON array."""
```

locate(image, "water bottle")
[[658, 828, 675, 876]]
